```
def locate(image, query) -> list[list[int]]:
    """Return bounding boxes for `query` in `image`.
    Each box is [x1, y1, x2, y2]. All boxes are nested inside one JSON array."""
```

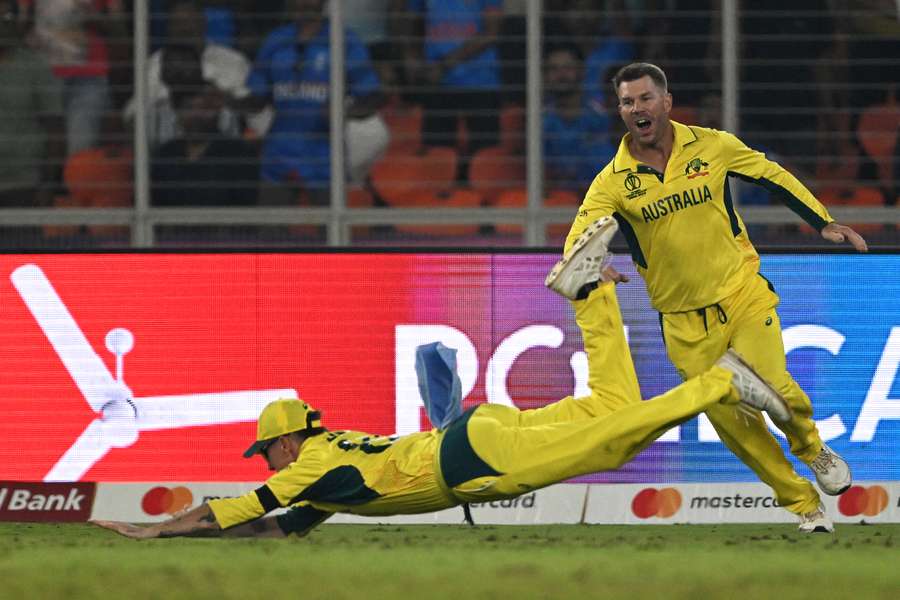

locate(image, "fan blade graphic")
[[44, 389, 297, 481], [12, 263, 305, 482], [11, 264, 118, 414], [133, 389, 297, 431], [44, 420, 111, 482]]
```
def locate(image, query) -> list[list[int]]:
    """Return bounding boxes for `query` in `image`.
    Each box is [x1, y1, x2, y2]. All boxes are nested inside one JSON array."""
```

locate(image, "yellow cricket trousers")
[[659, 273, 823, 514], [444, 283, 738, 502]]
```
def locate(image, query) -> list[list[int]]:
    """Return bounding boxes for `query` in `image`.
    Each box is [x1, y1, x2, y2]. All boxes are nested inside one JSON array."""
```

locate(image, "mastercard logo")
[[632, 487, 682, 519], [142, 486, 194, 516], [837, 485, 889, 517]]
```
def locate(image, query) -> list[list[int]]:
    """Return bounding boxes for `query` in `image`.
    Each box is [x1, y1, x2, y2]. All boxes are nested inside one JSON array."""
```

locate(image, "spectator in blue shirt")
[[543, 42, 615, 194], [546, 0, 635, 114], [403, 0, 503, 182], [231, 0, 384, 206]]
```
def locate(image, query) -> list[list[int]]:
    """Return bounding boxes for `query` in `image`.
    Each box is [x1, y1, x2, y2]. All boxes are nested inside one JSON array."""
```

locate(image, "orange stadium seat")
[[469, 145, 526, 206], [491, 187, 525, 235], [64, 146, 134, 208], [815, 147, 860, 200], [818, 186, 883, 207], [370, 146, 481, 235], [493, 188, 580, 236], [44, 194, 83, 239], [545, 189, 581, 238], [848, 187, 891, 235], [46, 146, 133, 238], [802, 186, 884, 236], [856, 96, 899, 204], [370, 146, 458, 202], [381, 100, 423, 154], [347, 186, 374, 208], [344, 185, 375, 237], [289, 187, 375, 240], [499, 104, 525, 152], [545, 189, 581, 206], [389, 188, 483, 236]]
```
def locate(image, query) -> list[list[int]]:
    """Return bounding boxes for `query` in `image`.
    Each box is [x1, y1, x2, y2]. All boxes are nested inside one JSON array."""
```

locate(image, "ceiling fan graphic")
[[10, 264, 297, 482]]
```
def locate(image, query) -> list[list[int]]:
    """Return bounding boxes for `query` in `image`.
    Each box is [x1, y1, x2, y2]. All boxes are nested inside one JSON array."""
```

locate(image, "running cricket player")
[[546, 62, 867, 533]]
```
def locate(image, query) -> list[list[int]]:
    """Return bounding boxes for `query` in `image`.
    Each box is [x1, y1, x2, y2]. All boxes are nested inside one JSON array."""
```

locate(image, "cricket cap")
[[243, 398, 323, 458]]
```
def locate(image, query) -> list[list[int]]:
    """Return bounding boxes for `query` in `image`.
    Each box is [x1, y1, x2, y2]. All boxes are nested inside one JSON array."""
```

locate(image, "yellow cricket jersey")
[[208, 429, 458, 535], [566, 122, 834, 312]]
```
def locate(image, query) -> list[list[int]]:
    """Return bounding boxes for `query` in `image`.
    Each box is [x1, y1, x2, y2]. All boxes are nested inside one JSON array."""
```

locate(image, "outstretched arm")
[[92, 503, 285, 539], [92, 503, 222, 539], [720, 132, 848, 238]]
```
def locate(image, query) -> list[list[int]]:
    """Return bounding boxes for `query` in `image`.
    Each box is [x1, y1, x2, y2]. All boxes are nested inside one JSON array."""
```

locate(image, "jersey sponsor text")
[[641, 184, 713, 223]]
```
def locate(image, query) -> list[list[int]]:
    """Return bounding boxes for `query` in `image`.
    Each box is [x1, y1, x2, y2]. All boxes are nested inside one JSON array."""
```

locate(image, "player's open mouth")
[[635, 118, 652, 131]]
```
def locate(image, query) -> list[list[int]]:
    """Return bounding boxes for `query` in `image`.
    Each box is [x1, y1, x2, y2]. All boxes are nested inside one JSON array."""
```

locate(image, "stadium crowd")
[[0, 0, 896, 247]]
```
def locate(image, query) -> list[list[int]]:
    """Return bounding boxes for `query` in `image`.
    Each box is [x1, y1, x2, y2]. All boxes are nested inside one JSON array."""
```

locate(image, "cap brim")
[[242, 439, 271, 458]]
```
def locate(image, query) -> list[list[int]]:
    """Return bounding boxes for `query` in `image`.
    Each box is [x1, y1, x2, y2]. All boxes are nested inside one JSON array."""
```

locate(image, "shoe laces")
[[811, 447, 837, 474], [734, 403, 755, 426]]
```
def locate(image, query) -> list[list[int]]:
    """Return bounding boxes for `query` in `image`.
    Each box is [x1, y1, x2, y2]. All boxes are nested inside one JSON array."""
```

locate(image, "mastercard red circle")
[[837, 486, 867, 516], [632, 487, 683, 519], [141, 486, 194, 516], [141, 486, 172, 516], [632, 488, 661, 519]]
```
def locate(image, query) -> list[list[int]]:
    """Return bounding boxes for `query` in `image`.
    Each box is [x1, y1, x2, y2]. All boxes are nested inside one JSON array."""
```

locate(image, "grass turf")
[[0, 522, 897, 599]]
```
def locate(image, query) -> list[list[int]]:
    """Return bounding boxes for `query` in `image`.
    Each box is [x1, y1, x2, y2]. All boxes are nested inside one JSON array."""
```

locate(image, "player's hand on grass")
[[821, 222, 868, 252], [90, 520, 159, 539], [602, 265, 630, 284]]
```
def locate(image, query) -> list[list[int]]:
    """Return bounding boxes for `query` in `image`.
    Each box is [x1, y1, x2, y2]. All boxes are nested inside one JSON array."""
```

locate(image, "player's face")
[[617, 76, 672, 146], [262, 437, 296, 471]]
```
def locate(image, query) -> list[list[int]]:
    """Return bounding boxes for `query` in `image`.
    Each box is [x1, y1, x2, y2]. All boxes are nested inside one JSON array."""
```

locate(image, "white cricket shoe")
[[715, 349, 792, 423], [798, 504, 834, 534], [545, 216, 618, 300], [809, 444, 852, 496]]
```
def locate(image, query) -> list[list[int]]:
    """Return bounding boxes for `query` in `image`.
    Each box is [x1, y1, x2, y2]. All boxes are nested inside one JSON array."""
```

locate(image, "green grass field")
[[1, 522, 897, 599]]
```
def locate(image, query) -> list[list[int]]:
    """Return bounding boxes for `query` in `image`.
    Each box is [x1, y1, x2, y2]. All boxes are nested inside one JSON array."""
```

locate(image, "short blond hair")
[[613, 63, 668, 93]]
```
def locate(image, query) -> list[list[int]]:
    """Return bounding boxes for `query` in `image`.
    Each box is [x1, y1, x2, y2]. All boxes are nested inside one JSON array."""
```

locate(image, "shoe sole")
[[723, 349, 793, 422], [819, 481, 852, 496], [800, 525, 834, 534], [544, 217, 616, 293]]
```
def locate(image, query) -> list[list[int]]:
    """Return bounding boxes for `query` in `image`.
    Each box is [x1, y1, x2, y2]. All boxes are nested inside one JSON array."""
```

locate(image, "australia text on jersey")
[[640, 184, 713, 223]]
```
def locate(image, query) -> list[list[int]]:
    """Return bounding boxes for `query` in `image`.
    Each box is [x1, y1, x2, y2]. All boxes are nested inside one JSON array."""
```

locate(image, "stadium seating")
[[370, 146, 458, 202], [804, 185, 883, 236], [370, 146, 481, 236], [856, 95, 899, 205], [347, 186, 374, 208], [499, 104, 525, 153], [381, 101, 423, 155], [469, 145, 526, 206], [45, 147, 133, 239], [493, 188, 580, 236]]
